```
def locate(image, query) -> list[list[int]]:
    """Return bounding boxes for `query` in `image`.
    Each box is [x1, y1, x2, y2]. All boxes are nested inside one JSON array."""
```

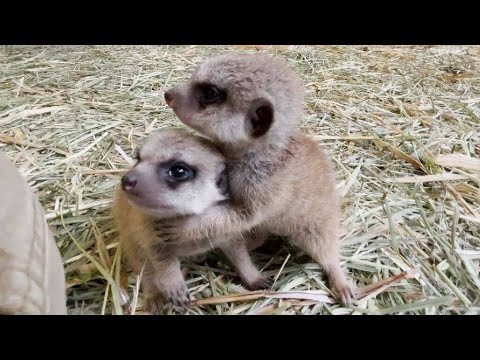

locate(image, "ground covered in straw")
[[1, 45, 479, 315]]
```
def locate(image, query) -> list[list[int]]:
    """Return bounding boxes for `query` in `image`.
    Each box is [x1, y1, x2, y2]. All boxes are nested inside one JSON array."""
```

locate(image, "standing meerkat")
[[112, 128, 266, 312], [163, 53, 354, 306]]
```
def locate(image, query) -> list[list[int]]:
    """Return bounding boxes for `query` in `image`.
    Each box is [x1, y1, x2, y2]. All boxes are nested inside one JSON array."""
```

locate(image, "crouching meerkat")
[[163, 53, 354, 306], [112, 128, 266, 312]]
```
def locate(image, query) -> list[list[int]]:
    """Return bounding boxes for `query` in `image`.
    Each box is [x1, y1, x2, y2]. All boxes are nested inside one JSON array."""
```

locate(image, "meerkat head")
[[120, 128, 229, 218], [164, 53, 304, 149]]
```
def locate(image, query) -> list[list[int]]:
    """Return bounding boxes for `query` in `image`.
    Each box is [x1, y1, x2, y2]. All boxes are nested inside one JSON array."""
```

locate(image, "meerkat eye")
[[203, 86, 219, 101], [198, 84, 226, 107], [167, 163, 194, 181], [134, 150, 141, 162]]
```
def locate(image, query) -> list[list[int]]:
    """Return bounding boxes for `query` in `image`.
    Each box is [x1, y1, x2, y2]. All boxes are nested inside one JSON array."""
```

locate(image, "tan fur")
[[112, 128, 270, 312], [164, 53, 354, 306]]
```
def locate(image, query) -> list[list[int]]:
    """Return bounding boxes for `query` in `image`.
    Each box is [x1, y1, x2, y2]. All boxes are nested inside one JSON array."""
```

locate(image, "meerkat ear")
[[215, 164, 229, 196], [246, 98, 274, 138]]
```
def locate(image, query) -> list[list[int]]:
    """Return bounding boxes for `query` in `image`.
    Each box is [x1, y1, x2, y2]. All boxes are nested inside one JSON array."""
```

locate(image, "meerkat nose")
[[121, 174, 138, 192], [164, 90, 173, 105]]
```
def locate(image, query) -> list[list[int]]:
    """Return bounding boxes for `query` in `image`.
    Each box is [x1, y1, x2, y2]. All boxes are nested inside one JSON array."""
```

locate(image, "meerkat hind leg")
[[289, 224, 354, 306]]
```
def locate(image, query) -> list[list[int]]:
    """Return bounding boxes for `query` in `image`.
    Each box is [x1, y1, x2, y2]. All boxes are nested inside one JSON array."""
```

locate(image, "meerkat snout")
[[121, 173, 138, 192]]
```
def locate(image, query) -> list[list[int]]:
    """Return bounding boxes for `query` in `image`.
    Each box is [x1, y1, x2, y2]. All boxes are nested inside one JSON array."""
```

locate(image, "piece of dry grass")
[[1, 45, 479, 315]]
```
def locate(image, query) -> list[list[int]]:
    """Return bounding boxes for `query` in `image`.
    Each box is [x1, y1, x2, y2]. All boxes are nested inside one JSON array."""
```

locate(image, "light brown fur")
[[163, 53, 354, 305], [112, 128, 270, 312]]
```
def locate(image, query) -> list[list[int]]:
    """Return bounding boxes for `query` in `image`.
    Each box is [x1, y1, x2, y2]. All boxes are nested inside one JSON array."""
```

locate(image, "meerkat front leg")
[[141, 254, 190, 313], [141, 262, 165, 314], [159, 203, 263, 247], [219, 237, 272, 290], [289, 220, 354, 307]]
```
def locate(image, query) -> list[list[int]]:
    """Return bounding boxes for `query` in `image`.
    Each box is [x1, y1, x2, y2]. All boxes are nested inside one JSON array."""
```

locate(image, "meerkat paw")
[[155, 222, 188, 245], [152, 219, 181, 243], [144, 284, 191, 313], [163, 282, 191, 309], [331, 281, 355, 307], [245, 275, 273, 291]]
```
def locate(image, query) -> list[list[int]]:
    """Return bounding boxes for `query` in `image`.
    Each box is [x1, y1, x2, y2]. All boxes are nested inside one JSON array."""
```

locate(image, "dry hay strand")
[[1, 45, 479, 315]]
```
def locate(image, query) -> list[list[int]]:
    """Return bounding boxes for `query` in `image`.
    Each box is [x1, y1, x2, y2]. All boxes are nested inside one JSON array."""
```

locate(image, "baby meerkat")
[[163, 53, 354, 306], [112, 128, 265, 312]]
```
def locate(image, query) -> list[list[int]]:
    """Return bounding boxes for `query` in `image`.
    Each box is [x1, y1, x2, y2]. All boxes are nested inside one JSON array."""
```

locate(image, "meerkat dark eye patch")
[[215, 164, 229, 196], [196, 83, 227, 107], [246, 98, 274, 138]]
